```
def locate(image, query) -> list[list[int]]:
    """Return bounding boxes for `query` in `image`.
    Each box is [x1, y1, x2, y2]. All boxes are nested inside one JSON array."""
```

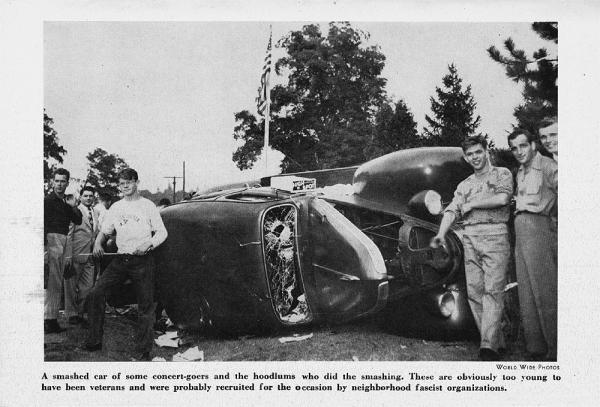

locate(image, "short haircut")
[[81, 185, 96, 194], [158, 198, 171, 207], [98, 192, 112, 203], [118, 168, 138, 181], [539, 116, 558, 129], [507, 128, 535, 144], [461, 135, 488, 152], [53, 168, 70, 181]]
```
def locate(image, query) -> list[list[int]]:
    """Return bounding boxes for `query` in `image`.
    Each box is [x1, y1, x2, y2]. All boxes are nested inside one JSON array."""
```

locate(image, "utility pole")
[[164, 175, 182, 203], [182, 161, 186, 197]]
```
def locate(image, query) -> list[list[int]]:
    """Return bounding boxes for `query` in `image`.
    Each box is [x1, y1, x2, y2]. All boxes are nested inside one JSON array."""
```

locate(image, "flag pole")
[[264, 25, 272, 176]]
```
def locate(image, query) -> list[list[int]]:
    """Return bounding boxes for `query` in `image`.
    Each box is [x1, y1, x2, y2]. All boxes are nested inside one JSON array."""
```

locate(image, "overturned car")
[[149, 147, 477, 338]]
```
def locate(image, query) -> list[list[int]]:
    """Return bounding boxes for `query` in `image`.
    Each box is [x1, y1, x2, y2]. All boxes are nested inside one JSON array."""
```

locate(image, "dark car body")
[[155, 188, 389, 334], [140, 147, 479, 338], [110, 147, 478, 338]]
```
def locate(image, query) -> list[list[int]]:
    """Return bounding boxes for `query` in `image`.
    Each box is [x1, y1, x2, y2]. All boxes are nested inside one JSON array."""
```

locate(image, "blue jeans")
[[86, 254, 156, 353]]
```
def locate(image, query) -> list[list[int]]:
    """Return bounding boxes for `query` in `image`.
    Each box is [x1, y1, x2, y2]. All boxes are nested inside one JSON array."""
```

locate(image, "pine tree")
[[422, 64, 483, 147], [487, 22, 557, 134]]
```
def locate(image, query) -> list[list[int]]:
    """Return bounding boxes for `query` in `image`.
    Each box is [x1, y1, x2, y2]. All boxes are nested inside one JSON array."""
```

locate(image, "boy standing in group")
[[508, 129, 558, 361], [64, 185, 98, 326], [85, 168, 168, 360], [44, 168, 83, 334], [431, 136, 513, 361]]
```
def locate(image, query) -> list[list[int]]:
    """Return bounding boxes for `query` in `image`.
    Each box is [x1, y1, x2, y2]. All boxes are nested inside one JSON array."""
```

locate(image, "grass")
[[44, 310, 528, 362]]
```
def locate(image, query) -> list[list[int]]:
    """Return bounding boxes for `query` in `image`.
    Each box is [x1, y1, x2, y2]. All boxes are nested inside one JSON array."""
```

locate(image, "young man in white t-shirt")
[[85, 168, 168, 360]]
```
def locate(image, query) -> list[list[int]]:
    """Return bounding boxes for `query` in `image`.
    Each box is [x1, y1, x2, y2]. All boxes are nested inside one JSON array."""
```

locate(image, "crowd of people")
[[44, 168, 168, 361], [44, 117, 557, 362]]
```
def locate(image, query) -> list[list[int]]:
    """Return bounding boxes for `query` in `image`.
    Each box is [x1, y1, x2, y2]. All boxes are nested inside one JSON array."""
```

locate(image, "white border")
[[2, 1, 600, 406]]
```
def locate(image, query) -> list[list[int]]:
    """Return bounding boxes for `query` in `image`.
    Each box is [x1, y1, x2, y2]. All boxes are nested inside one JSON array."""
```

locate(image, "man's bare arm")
[[431, 211, 456, 248], [93, 231, 109, 258]]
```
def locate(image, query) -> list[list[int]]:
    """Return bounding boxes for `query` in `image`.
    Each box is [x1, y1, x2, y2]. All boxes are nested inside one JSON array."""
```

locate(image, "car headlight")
[[424, 190, 442, 215], [408, 190, 443, 217]]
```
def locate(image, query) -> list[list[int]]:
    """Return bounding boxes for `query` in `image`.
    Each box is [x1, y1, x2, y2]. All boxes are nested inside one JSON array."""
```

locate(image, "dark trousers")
[[86, 254, 156, 353]]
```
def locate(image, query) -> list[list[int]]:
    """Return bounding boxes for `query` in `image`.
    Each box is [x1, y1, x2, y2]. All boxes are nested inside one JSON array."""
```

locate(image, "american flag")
[[256, 31, 272, 116]]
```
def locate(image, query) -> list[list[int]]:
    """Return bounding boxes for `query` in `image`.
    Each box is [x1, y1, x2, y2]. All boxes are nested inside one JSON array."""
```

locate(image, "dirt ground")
[[44, 308, 529, 362]]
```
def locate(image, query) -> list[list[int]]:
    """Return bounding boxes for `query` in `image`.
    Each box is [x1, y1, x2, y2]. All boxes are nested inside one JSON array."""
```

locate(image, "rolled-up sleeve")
[[444, 184, 465, 218], [494, 168, 514, 195]]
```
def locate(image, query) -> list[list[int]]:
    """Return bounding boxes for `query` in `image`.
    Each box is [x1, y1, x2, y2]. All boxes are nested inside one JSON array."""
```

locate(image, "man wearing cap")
[[85, 168, 168, 360], [44, 168, 83, 334], [431, 135, 513, 361], [508, 128, 558, 361]]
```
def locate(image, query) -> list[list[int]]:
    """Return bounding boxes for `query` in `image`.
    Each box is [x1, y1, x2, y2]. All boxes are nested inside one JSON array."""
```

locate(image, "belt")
[[120, 253, 150, 263]]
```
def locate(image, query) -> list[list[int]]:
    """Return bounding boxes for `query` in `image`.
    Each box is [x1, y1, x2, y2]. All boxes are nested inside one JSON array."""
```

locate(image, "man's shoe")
[[479, 348, 501, 361], [132, 352, 151, 361], [84, 342, 102, 352], [44, 319, 65, 334]]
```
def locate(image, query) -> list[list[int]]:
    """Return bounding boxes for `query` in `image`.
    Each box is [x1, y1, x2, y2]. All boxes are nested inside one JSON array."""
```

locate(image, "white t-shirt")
[[101, 196, 168, 254], [94, 204, 108, 229]]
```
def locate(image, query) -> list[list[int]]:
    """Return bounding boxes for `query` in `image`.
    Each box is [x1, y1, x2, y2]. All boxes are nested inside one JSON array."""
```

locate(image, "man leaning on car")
[[431, 135, 513, 361]]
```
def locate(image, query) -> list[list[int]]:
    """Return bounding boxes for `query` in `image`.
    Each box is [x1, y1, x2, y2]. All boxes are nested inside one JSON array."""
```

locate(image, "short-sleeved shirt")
[[515, 152, 558, 216], [445, 165, 513, 235], [101, 196, 168, 254]]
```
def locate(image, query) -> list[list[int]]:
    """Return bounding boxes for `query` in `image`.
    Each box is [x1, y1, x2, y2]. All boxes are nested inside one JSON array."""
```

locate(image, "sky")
[[44, 22, 557, 193]]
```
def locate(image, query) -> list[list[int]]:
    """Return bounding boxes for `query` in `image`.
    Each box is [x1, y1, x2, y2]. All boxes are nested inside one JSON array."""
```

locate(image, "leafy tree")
[[233, 22, 389, 172], [85, 148, 129, 197], [422, 64, 484, 147], [365, 99, 421, 160], [487, 22, 557, 134], [43, 110, 67, 190]]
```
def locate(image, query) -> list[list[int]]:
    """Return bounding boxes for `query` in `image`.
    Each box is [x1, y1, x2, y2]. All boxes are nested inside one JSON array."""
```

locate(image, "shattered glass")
[[263, 205, 310, 323]]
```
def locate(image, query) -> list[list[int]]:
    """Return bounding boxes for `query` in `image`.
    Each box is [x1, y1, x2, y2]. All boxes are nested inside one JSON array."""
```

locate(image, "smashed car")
[[148, 147, 478, 338]]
